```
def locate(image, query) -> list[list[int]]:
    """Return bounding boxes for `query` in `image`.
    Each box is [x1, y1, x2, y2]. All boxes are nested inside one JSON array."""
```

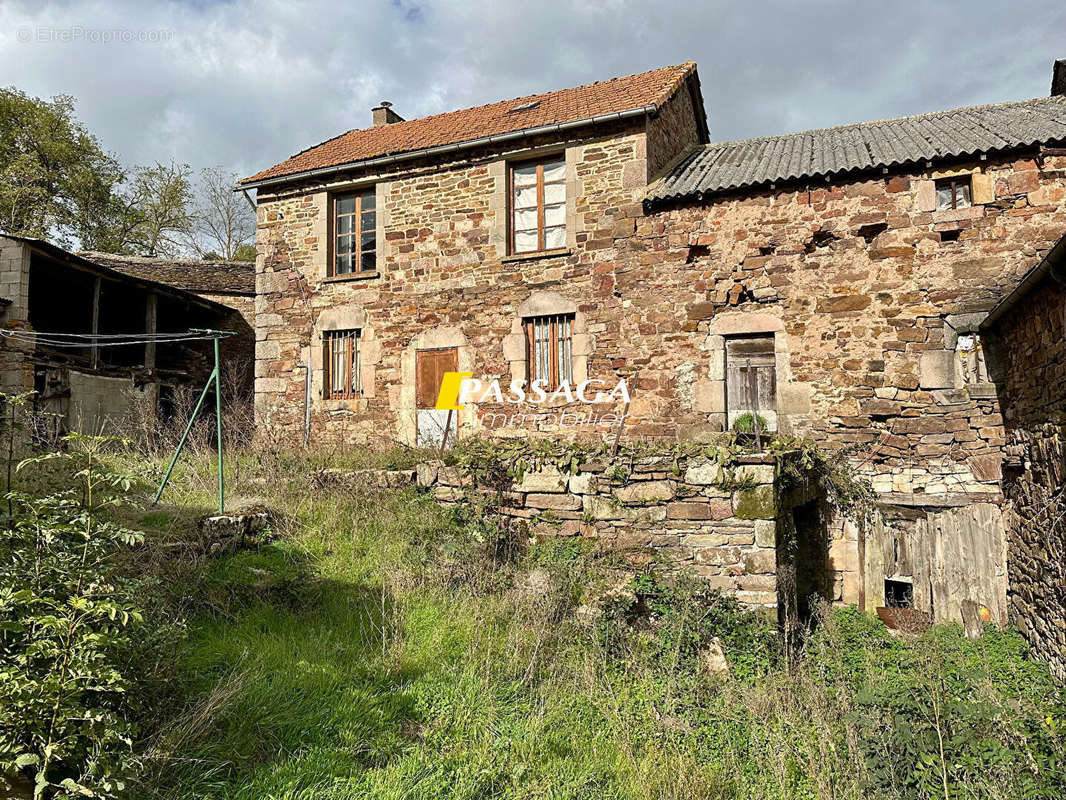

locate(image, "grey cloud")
[[0, 0, 1063, 182]]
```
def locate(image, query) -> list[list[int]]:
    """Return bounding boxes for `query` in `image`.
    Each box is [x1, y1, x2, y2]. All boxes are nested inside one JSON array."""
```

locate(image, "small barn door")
[[416, 347, 459, 447], [725, 335, 777, 431]]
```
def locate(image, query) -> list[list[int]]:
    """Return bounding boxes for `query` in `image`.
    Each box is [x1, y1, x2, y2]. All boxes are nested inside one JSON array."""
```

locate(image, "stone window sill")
[[322, 397, 367, 412], [501, 248, 571, 264], [322, 270, 380, 284]]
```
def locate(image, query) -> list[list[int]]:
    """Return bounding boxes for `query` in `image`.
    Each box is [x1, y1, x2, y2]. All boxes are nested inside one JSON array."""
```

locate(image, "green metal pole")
[[214, 336, 224, 514], [153, 367, 217, 505]]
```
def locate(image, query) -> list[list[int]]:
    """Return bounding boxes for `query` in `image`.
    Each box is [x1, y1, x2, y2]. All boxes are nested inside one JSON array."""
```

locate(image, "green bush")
[[732, 412, 769, 435], [0, 435, 147, 799], [808, 607, 1066, 799]]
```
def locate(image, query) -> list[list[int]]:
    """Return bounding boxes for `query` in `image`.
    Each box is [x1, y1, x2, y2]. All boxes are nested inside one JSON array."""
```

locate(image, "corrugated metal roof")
[[649, 95, 1066, 202]]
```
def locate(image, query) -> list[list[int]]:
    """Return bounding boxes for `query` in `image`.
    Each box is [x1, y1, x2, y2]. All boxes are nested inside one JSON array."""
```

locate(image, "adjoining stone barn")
[[981, 231, 1066, 678], [0, 234, 253, 436], [79, 250, 257, 400], [242, 60, 1066, 666]]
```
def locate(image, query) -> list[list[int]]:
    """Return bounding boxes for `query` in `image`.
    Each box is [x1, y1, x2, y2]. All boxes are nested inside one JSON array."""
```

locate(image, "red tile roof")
[[243, 63, 698, 186]]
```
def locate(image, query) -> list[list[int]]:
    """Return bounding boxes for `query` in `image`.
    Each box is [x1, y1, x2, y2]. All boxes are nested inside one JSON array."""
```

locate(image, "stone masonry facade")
[[985, 275, 1066, 678], [249, 66, 1066, 665], [253, 134, 1066, 499]]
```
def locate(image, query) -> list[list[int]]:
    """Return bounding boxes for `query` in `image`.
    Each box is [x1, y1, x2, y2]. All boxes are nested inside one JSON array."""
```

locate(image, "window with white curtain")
[[511, 157, 566, 254], [323, 329, 361, 398]]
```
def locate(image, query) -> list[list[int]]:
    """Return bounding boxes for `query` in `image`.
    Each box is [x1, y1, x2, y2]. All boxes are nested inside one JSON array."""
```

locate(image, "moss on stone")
[[733, 484, 776, 520]]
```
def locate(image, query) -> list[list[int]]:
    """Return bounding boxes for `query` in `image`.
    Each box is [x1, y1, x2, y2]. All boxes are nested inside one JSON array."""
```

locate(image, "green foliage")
[[0, 434, 147, 799], [0, 88, 123, 248], [601, 573, 781, 681], [732, 412, 769, 435], [807, 607, 1066, 799]]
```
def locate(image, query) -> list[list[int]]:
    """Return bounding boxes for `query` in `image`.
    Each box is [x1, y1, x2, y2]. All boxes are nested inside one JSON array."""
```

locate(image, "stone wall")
[[253, 117, 658, 442], [415, 452, 823, 612], [985, 276, 1066, 678], [646, 79, 703, 181], [197, 291, 256, 399], [256, 143, 1066, 503]]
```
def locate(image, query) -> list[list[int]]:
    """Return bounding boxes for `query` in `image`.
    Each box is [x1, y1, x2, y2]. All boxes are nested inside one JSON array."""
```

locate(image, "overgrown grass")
[[7, 441, 1065, 799]]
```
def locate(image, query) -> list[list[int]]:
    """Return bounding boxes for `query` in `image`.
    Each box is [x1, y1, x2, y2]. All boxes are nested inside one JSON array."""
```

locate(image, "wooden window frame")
[[509, 156, 566, 255], [934, 175, 972, 211], [323, 329, 361, 399], [725, 334, 777, 430], [330, 189, 376, 277], [525, 313, 573, 391]]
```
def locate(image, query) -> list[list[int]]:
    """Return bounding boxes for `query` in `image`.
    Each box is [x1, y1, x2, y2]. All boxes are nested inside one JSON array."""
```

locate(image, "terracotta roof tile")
[[243, 63, 697, 185]]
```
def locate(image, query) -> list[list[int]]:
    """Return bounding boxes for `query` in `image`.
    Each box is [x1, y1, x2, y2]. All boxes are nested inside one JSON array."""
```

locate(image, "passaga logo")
[[434, 373, 631, 429]]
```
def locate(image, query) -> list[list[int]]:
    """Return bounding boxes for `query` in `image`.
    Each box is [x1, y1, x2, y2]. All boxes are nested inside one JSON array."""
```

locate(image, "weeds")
[[1, 435, 1062, 799]]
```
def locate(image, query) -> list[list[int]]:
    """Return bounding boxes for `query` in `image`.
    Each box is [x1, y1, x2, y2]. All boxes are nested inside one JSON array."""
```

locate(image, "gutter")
[[236, 105, 658, 192], [981, 232, 1066, 330]]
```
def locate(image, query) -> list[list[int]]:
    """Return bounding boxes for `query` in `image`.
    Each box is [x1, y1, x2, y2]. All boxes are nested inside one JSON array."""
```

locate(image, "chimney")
[[1052, 59, 1066, 97], [372, 101, 404, 126]]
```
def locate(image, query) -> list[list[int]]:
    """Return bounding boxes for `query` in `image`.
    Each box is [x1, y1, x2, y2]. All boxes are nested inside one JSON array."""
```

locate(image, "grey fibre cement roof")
[[649, 95, 1066, 202]]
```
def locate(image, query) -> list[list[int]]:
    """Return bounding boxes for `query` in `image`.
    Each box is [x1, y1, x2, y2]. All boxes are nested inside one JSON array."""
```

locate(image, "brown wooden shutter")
[[415, 348, 459, 409]]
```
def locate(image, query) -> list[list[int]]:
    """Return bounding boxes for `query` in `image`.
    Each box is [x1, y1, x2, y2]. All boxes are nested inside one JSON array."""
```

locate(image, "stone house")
[[0, 234, 251, 435], [243, 61, 1066, 655]]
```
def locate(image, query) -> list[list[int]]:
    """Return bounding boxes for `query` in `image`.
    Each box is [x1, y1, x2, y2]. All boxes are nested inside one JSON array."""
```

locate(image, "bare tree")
[[189, 166, 255, 260]]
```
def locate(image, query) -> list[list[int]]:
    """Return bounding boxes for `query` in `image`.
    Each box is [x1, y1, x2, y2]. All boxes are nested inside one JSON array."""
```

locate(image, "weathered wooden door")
[[725, 335, 777, 431], [865, 503, 1007, 629], [415, 347, 458, 447]]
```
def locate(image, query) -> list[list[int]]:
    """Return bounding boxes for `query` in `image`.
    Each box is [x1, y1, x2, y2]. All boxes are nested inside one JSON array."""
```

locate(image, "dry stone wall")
[[416, 452, 824, 611], [985, 277, 1066, 678]]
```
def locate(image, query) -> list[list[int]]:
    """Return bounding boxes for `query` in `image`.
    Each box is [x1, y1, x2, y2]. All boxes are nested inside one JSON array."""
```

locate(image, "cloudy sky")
[[2, 0, 1064, 182]]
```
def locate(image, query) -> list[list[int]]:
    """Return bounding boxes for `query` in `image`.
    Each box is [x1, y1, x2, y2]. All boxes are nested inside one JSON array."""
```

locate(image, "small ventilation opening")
[[857, 222, 888, 243], [804, 229, 839, 253], [884, 579, 914, 609], [940, 228, 962, 243], [686, 244, 710, 263]]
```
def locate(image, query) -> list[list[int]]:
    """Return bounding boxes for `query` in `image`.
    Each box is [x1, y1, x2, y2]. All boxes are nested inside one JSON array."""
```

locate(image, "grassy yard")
[[4, 441, 1065, 800]]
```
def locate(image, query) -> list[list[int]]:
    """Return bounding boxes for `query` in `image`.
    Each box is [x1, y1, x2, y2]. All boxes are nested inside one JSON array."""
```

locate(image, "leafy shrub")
[[600, 572, 781, 681], [808, 606, 1066, 799], [732, 412, 769, 435], [0, 435, 147, 799]]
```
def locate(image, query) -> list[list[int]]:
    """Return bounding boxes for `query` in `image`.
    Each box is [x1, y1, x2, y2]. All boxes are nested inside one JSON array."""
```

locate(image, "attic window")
[[508, 101, 541, 113], [935, 175, 971, 210]]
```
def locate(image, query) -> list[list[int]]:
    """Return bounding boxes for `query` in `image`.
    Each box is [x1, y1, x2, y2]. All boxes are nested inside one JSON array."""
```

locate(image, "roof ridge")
[[702, 95, 1066, 149], [78, 250, 251, 269], [256, 63, 696, 179]]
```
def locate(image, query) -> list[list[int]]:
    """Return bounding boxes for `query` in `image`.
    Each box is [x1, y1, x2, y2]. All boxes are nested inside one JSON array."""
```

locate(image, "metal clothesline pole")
[[1, 325, 232, 512], [148, 328, 233, 513]]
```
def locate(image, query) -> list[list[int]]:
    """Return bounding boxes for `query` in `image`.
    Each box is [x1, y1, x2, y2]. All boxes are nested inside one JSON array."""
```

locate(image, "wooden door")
[[725, 335, 777, 431], [415, 348, 458, 446]]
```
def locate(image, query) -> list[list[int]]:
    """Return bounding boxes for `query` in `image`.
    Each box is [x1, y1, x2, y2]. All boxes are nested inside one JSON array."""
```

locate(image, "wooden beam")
[[90, 276, 101, 369], [145, 293, 157, 371]]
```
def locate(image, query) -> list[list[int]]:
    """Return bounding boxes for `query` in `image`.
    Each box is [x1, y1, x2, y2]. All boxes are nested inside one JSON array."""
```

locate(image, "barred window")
[[323, 329, 361, 399], [511, 157, 566, 254], [525, 314, 573, 390], [332, 190, 376, 275]]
